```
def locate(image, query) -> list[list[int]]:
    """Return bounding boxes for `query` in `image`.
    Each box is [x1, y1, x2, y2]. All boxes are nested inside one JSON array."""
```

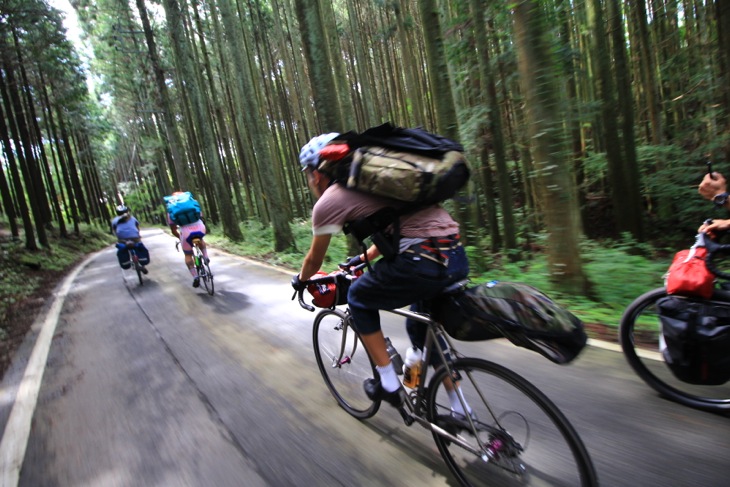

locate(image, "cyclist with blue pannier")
[[111, 205, 150, 272]]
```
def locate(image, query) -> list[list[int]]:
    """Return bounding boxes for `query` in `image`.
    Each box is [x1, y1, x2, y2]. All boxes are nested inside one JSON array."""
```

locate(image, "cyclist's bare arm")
[[299, 234, 332, 281], [354, 244, 380, 262], [169, 224, 181, 239]]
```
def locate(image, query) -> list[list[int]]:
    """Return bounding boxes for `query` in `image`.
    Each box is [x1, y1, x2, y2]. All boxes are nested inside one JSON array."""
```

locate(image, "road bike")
[[294, 268, 598, 486], [619, 232, 730, 413], [175, 237, 214, 295], [117, 240, 147, 286], [192, 238, 214, 295]]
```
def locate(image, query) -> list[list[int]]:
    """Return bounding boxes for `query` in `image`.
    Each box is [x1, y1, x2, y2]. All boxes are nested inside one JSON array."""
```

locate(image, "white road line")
[[0, 254, 95, 487]]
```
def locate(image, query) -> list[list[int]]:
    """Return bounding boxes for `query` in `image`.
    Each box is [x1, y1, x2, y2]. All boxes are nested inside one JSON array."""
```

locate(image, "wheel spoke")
[[427, 358, 597, 486], [312, 310, 378, 419]]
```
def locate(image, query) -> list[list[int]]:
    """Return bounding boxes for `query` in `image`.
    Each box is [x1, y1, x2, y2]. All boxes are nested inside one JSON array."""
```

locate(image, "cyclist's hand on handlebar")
[[699, 218, 730, 238], [291, 273, 306, 292], [340, 254, 364, 269]]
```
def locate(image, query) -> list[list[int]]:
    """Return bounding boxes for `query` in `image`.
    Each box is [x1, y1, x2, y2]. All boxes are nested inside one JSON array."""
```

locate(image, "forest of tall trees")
[[1, 0, 728, 295]]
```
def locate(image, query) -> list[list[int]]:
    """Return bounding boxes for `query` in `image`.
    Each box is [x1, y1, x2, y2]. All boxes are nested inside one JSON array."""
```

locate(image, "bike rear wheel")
[[619, 287, 730, 412], [200, 261, 214, 295], [427, 357, 597, 487], [312, 309, 379, 419]]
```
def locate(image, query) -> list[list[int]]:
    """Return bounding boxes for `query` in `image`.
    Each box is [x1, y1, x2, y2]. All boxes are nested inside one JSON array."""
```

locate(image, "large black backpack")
[[325, 123, 470, 258], [320, 124, 470, 206]]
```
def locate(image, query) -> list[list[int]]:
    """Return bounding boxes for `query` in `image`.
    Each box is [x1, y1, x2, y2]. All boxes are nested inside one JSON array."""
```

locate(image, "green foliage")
[[0, 223, 115, 333], [637, 144, 714, 244], [117, 184, 155, 221], [580, 142, 721, 246], [204, 219, 352, 272]]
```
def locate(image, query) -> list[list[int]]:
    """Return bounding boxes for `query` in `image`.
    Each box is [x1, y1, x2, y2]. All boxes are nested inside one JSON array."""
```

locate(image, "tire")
[[134, 254, 143, 286], [619, 287, 730, 412], [312, 309, 379, 419], [427, 357, 597, 487], [201, 262, 214, 295]]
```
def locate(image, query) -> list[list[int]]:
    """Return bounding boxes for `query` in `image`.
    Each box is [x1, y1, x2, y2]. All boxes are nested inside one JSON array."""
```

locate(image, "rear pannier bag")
[[116, 243, 132, 269], [115, 242, 150, 269], [432, 281, 587, 365], [656, 295, 730, 385]]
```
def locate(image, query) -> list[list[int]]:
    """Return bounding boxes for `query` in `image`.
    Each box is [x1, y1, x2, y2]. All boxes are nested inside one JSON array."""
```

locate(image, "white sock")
[[448, 388, 473, 417], [189, 268, 198, 277], [376, 363, 400, 392]]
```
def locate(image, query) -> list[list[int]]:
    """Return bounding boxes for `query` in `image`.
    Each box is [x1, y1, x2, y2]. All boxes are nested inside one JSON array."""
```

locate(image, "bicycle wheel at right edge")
[[427, 357, 598, 487], [619, 287, 730, 412], [312, 308, 380, 419]]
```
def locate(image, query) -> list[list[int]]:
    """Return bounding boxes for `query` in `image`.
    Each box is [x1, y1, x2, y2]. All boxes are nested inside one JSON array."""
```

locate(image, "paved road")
[[1, 228, 729, 486]]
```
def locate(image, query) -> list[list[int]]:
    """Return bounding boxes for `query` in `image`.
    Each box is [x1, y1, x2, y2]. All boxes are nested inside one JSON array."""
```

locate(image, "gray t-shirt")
[[311, 183, 459, 240]]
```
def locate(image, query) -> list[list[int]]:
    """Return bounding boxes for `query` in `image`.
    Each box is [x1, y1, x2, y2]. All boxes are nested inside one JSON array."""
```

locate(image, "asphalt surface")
[[1, 228, 729, 486]]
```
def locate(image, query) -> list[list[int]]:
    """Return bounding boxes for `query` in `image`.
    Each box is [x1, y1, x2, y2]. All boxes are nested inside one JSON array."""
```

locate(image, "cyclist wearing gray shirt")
[[292, 133, 470, 413]]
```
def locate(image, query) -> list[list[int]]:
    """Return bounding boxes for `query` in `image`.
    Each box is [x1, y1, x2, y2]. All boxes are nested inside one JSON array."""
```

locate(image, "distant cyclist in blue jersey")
[[111, 205, 149, 273], [111, 205, 141, 240]]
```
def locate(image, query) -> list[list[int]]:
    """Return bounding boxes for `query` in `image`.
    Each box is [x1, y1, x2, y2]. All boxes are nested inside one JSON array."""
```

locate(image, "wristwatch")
[[713, 192, 730, 207]]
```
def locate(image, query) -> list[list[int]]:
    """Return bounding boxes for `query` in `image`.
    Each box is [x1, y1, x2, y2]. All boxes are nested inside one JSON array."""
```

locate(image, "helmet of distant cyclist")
[[116, 205, 129, 215], [299, 133, 340, 171]]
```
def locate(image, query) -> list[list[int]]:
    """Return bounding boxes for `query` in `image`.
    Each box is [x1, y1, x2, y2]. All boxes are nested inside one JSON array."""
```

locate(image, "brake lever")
[[293, 287, 315, 312]]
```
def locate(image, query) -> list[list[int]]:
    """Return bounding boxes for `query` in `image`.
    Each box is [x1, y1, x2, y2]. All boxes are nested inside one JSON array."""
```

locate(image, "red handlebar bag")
[[665, 246, 715, 299]]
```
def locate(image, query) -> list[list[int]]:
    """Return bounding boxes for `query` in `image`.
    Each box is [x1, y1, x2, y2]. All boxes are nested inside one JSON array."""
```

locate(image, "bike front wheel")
[[134, 256, 143, 286], [312, 309, 379, 419], [619, 287, 730, 412], [427, 357, 597, 487]]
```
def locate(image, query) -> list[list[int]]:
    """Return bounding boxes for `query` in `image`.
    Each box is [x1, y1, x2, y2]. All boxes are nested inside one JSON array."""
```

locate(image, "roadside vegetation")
[[0, 223, 115, 374], [204, 219, 670, 332]]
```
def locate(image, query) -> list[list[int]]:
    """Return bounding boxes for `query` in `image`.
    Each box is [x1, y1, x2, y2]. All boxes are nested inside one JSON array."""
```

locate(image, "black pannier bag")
[[115, 242, 150, 269], [115, 243, 132, 269], [656, 296, 730, 385], [432, 281, 587, 365]]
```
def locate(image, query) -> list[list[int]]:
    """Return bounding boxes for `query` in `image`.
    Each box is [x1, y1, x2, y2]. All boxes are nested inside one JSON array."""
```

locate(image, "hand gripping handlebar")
[[702, 233, 730, 280], [291, 262, 366, 312]]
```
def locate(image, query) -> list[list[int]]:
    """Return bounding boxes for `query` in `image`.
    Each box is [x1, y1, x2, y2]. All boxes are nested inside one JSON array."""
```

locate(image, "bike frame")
[[190, 238, 214, 295], [333, 305, 489, 455], [300, 269, 598, 486]]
